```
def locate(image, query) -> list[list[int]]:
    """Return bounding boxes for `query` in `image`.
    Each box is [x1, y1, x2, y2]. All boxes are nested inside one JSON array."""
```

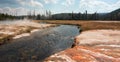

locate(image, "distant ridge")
[[51, 8, 120, 20], [111, 8, 120, 14], [108, 8, 120, 20]]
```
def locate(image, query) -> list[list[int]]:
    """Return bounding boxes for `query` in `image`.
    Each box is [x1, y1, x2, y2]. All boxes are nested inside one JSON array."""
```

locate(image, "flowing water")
[[0, 25, 80, 62]]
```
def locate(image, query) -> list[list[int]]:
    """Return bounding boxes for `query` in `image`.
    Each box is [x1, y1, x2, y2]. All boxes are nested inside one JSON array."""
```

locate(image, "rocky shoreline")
[[44, 30, 120, 62]]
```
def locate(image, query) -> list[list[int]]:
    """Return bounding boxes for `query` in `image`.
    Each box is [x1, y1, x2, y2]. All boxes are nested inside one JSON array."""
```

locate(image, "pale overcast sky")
[[0, 0, 120, 15]]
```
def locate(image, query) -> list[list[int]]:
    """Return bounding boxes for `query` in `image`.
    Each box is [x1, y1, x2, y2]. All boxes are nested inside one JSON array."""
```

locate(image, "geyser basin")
[[0, 25, 80, 62]]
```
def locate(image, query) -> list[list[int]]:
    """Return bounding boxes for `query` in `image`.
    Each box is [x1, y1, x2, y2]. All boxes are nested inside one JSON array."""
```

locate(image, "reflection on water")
[[0, 25, 80, 62]]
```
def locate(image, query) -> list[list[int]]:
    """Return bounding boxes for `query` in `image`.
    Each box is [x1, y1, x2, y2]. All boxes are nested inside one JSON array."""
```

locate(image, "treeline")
[[35, 8, 120, 20], [0, 13, 16, 20], [51, 12, 99, 20], [0, 8, 120, 20]]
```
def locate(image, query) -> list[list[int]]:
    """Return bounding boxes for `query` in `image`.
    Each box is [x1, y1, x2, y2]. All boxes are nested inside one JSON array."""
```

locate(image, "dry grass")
[[40, 20, 120, 31]]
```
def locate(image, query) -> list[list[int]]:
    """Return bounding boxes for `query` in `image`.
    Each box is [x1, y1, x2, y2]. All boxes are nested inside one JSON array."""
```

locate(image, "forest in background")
[[0, 8, 120, 21]]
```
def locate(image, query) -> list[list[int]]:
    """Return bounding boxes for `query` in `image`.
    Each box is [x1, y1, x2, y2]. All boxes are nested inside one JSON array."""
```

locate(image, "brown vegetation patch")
[[41, 20, 120, 31]]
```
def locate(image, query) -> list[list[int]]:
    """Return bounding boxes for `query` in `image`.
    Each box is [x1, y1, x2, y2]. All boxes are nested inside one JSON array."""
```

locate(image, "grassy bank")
[[38, 20, 120, 31]]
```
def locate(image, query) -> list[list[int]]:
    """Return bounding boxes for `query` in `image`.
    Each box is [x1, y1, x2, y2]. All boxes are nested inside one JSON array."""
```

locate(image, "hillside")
[[109, 8, 120, 20], [51, 8, 120, 20]]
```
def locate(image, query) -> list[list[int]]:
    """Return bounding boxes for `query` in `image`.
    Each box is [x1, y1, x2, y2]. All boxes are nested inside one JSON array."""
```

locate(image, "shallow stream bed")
[[0, 25, 80, 62]]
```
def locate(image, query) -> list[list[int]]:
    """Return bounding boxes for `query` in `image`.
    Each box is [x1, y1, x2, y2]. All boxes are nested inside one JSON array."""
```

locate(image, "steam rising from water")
[[0, 20, 31, 25]]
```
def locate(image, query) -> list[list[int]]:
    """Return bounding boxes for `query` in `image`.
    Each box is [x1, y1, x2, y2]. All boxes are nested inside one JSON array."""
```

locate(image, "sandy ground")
[[44, 30, 120, 62], [75, 30, 120, 46], [0, 21, 56, 45]]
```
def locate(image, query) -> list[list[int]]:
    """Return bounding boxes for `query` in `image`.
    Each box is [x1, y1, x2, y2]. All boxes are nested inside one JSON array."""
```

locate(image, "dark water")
[[0, 25, 80, 62]]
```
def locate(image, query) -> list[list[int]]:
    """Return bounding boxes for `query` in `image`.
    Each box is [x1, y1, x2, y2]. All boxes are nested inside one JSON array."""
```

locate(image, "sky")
[[0, 0, 120, 15]]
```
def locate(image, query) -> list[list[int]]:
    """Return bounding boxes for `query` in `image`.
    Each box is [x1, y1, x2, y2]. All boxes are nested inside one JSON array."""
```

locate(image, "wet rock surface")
[[45, 30, 120, 62]]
